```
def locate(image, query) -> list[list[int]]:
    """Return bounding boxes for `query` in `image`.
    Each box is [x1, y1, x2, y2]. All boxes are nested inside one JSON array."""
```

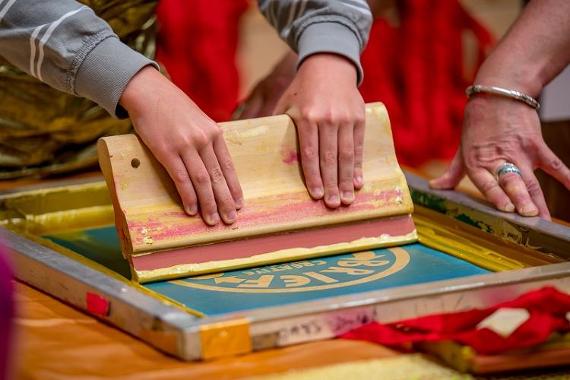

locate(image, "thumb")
[[430, 150, 466, 189]]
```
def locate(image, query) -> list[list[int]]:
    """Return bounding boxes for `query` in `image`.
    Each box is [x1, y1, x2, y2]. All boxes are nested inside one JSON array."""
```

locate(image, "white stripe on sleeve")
[[29, 25, 45, 76], [36, 6, 87, 81], [0, 0, 17, 22]]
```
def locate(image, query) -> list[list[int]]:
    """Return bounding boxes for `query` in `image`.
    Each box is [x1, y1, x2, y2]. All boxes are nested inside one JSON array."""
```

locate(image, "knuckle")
[[170, 133, 194, 151], [207, 125, 223, 140], [547, 157, 563, 171], [302, 146, 318, 161], [192, 125, 221, 148], [322, 111, 335, 124], [194, 171, 210, 185], [339, 147, 354, 162], [525, 179, 542, 196], [171, 169, 190, 184], [192, 131, 210, 149], [354, 112, 365, 125], [522, 135, 542, 152], [209, 166, 225, 183], [302, 109, 320, 124], [322, 150, 337, 165], [335, 112, 352, 126], [150, 142, 170, 157], [219, 157, 235, 172], [479, 180, 499, 194], [354, 143, 364, 157], [303, 109, 352, 125]]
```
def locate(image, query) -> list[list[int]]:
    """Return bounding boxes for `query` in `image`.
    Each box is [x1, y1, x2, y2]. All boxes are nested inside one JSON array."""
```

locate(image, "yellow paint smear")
[[414, 206, 562, 272]]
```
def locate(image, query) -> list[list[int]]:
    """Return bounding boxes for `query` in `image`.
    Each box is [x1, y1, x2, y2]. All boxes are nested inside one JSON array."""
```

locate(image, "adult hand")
[[430, 95, 570, 220], [236, 52, 297, 119], [274, 53, 365, 208], [120, 66, 243, 226]]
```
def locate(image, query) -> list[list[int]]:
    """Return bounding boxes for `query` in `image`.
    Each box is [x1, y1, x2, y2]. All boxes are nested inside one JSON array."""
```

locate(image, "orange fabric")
[[13, 282, 396, 379]]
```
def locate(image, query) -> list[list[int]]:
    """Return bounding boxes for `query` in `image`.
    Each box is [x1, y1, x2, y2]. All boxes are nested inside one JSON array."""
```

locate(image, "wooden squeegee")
[[98, 103, 417, 283]]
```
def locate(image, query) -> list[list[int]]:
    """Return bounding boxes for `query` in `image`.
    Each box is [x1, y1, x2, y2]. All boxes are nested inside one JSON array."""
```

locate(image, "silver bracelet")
[[465, 85, 540, 111]]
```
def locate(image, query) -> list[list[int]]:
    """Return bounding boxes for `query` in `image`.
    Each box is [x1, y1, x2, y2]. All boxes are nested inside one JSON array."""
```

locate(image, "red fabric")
[[360, 0, 493, 167], [155, 0, 492, 164], [156, 0, 249, 122], [341, 287, 570, 355]]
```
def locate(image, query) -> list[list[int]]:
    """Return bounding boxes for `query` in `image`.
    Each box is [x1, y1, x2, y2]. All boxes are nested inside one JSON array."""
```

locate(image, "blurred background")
[[156, 0, 521, 176], [237, 1, 519, 98], [0, 0, 522, 181]]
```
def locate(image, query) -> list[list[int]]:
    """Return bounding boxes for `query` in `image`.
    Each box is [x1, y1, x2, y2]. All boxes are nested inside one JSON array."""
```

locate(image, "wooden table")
[[12, 282, 404, 379]]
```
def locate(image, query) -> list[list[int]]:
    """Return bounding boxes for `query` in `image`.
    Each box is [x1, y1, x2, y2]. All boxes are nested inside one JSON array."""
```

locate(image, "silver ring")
[[496, 162, 521, 178]]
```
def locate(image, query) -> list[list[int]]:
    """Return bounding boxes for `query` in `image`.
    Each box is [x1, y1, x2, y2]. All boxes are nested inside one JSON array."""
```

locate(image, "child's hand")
[[274, 54, 365, 208], [120, 67, 243, 226]]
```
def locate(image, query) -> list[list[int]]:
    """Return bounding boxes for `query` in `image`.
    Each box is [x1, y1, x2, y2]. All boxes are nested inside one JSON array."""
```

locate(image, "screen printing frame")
[[1, 172, 570, 361]]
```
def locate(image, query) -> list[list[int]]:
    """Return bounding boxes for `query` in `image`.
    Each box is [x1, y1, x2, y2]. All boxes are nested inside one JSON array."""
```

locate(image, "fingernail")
[[326, 194, 340, 207], [186, 205, 197, 215], [225, 210, 237, 223], [311, 187, 324, 199], [235, 198, 244, 209], [207, 212, 220, 225], [429, 179, 442, 189], [341, 191, 354, 204], [520, 206, 538, 216], [504, 202, 515, 212], [355, 176, 363, 187]]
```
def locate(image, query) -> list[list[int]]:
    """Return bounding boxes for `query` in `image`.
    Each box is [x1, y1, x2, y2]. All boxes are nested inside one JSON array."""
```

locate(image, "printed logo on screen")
[[171, 248, 410, 293]]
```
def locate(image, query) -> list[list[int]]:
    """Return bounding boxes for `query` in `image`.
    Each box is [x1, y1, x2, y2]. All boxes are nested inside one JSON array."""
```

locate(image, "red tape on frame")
[[86, 292, 110, 317]]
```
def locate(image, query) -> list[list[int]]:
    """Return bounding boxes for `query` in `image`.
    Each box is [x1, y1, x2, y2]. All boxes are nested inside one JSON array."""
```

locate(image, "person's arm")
[[238, 0, 380, 121], [0, 0, 153, 117], [431, 0, 570, 220], [258, 0, 372, 84], [257, 0, 373, 208], [0, 0, 243, 226]]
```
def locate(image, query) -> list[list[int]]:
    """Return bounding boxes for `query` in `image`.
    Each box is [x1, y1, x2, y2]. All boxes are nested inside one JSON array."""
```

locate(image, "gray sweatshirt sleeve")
[[258, 0, 372, 84], [0, 0, 157, 117]]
